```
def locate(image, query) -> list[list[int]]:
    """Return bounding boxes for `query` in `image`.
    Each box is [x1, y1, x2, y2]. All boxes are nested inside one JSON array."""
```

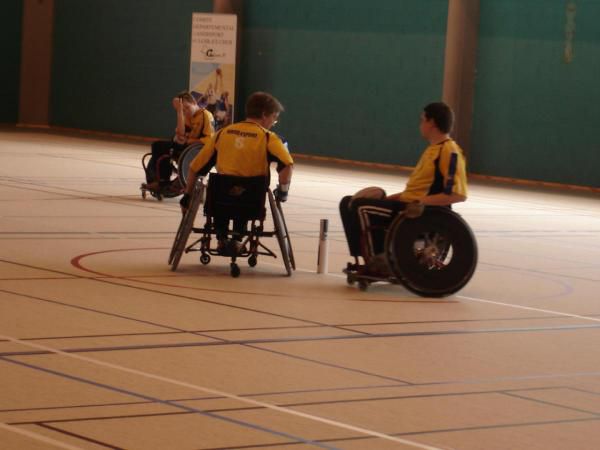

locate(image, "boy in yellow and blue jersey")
[[143, 91, 214, 191], [340, 102, 468, 261]]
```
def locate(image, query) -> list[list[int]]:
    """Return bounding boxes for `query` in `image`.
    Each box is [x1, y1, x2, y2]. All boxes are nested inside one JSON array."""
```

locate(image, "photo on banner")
[[189, 13, 237, 130]]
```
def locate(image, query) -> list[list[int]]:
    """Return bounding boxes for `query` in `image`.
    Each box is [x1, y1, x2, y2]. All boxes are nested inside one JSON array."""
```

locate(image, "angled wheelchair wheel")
[[169, 180, 205, 271], [178, 143, 204, 188], [385, 207, 477, 297], [268, 190, 293, 276]]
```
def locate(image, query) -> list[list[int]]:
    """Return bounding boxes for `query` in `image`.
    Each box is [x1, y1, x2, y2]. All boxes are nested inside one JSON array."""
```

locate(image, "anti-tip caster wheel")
[[230, 263, 241, 278], [358, 280, 369, 291], [248, 255, 257, 267], [200, 254, 211, 265]]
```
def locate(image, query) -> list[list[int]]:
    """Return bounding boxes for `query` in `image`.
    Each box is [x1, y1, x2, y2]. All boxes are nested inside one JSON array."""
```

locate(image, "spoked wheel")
[[268, 191, 293, 276], [178, 143, 204, 188], [169, 180, 205, 271], [385, 207, 477, 297]]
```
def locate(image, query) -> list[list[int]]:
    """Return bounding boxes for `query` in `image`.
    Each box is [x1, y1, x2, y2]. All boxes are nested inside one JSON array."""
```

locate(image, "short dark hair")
[[175, 91, 196, 104], [423, 102, 454, 134], [245, 92, 284, 118]]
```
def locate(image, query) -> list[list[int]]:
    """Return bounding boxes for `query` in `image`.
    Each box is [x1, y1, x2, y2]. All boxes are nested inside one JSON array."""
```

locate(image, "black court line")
[[501, 391, 600, 416], [37, 422, 124, 450], [197, 417, 600, 450], [11, 314, 596, 344], [0, 287, 412, 384], [3, 323, 600, 359], [0, 357, 342, 450], [11, 386, 586, 426]]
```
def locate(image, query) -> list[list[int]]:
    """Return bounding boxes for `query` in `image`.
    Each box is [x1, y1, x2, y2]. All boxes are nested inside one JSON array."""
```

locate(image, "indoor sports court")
[[1, 1, 599, 450]]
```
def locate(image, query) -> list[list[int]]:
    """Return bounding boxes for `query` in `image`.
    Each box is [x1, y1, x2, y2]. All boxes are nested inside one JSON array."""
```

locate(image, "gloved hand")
[[180, 193, 191, 210], [274, 184, 289, 203]]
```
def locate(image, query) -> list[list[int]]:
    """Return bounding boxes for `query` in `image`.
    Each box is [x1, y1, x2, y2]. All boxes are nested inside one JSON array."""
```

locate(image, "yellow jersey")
[[400, 139, 467, 202], [190, 121, 293, 177], [187, 109, 215, 145]]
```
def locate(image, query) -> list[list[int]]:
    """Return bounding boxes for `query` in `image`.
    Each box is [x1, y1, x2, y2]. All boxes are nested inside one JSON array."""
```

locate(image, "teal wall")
[[471, 0, 600, 188], [50, 0, 212, 137], [238, 0, 449, 166], [0, 0, 22, 123]]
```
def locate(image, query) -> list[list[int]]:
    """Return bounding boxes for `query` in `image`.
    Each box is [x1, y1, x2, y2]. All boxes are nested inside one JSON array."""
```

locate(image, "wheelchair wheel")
[[385, 207, 477, 297], [169, 180, 205, 271], [268, 191, 293, 276], [178, 143, 204, 188]]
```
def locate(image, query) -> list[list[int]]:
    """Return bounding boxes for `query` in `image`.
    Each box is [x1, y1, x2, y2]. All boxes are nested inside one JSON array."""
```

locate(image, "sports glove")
[[274, 183, 289, 203]]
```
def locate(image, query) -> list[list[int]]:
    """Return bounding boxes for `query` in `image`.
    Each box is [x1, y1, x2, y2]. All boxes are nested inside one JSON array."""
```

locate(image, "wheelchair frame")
[[344, 206, 478, 297], [140, 142, 204, 201], [169, 176, 295, 277]]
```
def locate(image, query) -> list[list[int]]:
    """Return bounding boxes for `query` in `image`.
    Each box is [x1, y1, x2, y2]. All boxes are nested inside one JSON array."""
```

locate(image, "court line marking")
[[0, 333, 442, 450], [0, 422, 84, 450]]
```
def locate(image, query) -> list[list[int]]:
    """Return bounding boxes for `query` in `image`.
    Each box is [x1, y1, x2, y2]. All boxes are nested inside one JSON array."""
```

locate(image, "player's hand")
[[180, 193, 191, 212], [405, 201, 424, 219], [274, 185, 289, 203]]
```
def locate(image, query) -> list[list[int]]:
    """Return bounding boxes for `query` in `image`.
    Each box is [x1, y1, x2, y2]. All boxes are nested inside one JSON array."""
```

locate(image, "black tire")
[[386, 207, 477, 297], [248, 255, 257, 267], [230, 263, 241, 278], [169, 181, 205, 271], [268, 191, 293, 276], [200, 253, 211, 265], [358, 280, 369, 291], [178, 143, 204, 188]]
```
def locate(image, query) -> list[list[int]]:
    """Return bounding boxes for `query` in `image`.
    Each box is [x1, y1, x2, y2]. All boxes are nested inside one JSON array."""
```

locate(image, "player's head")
[[420, 102, 454, 139], [175, 91, 200, 114], [246, 92, 284, 129]]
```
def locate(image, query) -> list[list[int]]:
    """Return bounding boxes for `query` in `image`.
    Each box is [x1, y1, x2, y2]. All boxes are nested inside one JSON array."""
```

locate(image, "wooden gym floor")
[[1, 130, 599, 450]]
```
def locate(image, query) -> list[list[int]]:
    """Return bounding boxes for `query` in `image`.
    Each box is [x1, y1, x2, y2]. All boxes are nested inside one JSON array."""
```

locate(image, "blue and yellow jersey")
[[190, 121, 293, 176], [400, 139, 467, 202], [187, 109, 215, 145]]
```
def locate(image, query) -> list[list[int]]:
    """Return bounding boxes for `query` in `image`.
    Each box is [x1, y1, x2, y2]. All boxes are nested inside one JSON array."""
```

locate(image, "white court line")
[[0, 422, 84, 450], [456, 294, 600, 324], [0, 333, 442, 450]]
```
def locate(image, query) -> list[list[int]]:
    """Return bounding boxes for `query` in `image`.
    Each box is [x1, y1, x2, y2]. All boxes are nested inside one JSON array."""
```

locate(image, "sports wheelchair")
[[344, 206, 477, 297], [169, 173, 295, 277], [140, 143, 203, 200]]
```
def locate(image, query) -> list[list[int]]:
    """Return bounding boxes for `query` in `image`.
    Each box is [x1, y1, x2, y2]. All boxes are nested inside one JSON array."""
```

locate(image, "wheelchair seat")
[[344, 206, 477, 297], [204, 174, 268, 224], [169, 173, 295, 277]]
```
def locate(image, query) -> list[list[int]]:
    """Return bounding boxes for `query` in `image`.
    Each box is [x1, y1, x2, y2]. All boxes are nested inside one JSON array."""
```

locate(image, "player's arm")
[[267, 133, 294, 201], [421, 147, 466, 205], [184, 134, 218, 195], [173, 98, 186, 144]]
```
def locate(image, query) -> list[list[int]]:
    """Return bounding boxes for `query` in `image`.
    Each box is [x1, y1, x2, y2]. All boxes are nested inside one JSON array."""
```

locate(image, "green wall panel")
[[51, 0, 212, 137], [471, 0, 600, 188], [238, 0, 448, 166], [0, 0, 22, 123]]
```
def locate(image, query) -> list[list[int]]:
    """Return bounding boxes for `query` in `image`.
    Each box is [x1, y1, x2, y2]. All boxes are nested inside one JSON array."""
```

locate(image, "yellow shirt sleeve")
[[190, 131, 218, 173], [438, 143, 468, 198], [267, 133, 294, 166]]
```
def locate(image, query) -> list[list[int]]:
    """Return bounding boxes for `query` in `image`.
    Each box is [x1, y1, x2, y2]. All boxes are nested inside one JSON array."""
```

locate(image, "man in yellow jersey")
[[340, 102, 467, 263], [142, 91, 214, 191], [181, 92, 293, 250]]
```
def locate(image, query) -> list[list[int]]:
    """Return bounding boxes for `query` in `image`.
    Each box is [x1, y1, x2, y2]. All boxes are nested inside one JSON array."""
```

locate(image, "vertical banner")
[[189, 13, 237, 130]]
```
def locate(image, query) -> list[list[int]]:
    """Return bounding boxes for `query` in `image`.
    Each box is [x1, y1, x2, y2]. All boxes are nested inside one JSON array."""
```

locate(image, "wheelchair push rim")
[[169, 180, 205, 270], [385, 207, 478, 297], [268, 190, 294, 276], [178, 143, 204, 188]]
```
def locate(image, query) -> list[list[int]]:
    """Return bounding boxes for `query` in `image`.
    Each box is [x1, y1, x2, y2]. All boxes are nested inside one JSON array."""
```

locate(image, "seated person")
[[340, 102, 468, 267], [181, 91, 293, 253], [143, 91, 215, 191]]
